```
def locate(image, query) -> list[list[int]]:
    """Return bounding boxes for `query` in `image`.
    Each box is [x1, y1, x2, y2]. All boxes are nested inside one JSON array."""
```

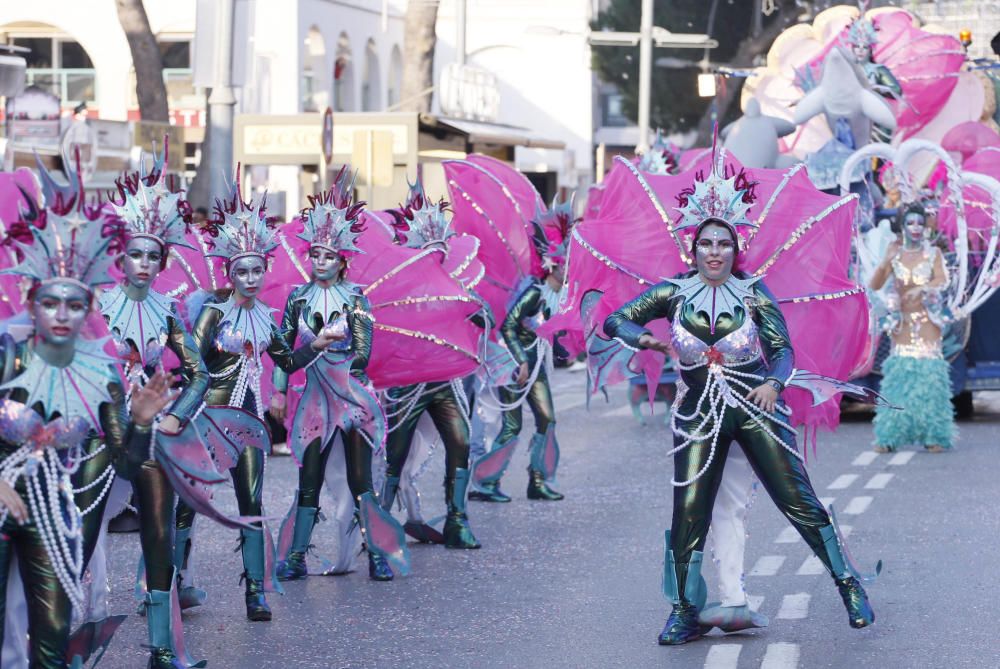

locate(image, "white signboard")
[[439, 63, 500, 123]]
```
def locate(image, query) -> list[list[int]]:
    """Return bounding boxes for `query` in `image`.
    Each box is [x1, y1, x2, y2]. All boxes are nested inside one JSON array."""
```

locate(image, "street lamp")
[[587, 0, 718, 153]]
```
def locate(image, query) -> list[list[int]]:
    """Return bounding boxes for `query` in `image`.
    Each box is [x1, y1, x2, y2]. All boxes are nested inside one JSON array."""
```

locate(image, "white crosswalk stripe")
[[748, 595, 765, 611], [796, 555, 826, 576], [749, 555, 786, 576], [888, 451, 915, 465], [703, 644, 742, 669], [775, 527, 801, 544], [776, 593, 811, 619], [865, 473, 894, 489], [843, 496, 873, 515], [828, 474, 858, 490], [761, 642, 801, 669], [818, 496, 835, 508], [852, 451, 879, 466]]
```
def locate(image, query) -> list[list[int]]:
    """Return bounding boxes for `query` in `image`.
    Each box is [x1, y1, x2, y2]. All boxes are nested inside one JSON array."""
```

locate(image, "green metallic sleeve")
[[501, 285, 541, 366], [100, 378, 153, 481], [272, 290, 302, 394], [190, 302, 221, 362], [603, 281, 678, 349], [266, 322, 319, 374], [349, 294, 374, 376], [164, 308, 209, 424], [752, 281, 794, 387]]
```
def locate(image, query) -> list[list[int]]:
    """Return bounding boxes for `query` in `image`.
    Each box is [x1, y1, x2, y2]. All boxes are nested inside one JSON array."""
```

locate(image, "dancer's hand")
[[270, 391, 286, 422], [638, 334, 670, 354], [0, 481, 26, 524], [158, 414, 181, 435], [131, 370, 176, 426], [747, 384, 779, 413], [311, 328, 344, 350], [515, 362, 530, 385]]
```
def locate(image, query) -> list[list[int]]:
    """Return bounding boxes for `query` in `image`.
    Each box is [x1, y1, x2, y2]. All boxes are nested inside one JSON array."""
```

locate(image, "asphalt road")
[[97, 370, 1000, 668]]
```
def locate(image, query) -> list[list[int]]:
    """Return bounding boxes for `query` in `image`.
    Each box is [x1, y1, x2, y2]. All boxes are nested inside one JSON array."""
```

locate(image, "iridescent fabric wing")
[[194, 406, 270, 471], [276, 491, 298, 562], [358, 492, 411, 576], [350, 225, 481, 389]]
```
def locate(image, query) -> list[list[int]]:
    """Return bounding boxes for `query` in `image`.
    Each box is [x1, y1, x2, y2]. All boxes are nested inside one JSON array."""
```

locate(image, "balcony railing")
[[25, 68, 97, 106]]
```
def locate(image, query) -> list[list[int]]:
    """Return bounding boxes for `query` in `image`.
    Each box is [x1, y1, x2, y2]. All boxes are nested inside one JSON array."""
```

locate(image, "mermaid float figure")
[[173, 171, 336, 622], [271, 169, 410, 583], [0, 179, 173, 667], [599, 147, 879, 644]]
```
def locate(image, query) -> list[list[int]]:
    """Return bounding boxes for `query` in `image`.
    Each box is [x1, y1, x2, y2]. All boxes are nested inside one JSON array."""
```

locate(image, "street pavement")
[[99, 370, 1000, 668]]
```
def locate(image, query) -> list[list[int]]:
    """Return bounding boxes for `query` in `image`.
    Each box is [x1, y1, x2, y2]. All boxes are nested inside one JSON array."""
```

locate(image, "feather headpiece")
[[843, 2, 878, 51], [530, 194, 576, 270], [204, 165, 277, 263], [3, 155, 115, 292], [298, 166, 366, 255], [107, 139, 192, 250], [389, 179, 454, 249]]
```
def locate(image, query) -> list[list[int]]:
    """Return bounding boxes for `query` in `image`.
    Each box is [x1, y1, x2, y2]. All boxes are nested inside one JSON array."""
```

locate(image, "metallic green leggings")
[[385, 383, 470, 479], [0, 506, 73, 667], [176, 445, 265, 531], [133, 460, 176, 592], [297, 429, 374, 509], [496, 369, 555, 443], [73, 436, 114, 567], [671, 406, 833, 598]]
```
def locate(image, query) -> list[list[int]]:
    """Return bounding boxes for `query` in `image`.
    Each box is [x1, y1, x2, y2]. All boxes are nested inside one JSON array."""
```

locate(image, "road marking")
[[796, 555, 826, 576], [776, 593, 811, 619], [852, 451, 879, 466], [703, 644, 742, 669], [888, 451, 915, 465], [839, 524, 853, 537], [761, 642, 801, 669], [865, 473, 894, 490], [748, 595, 765, 611], [828, 474, 858, 490], [775, 527, 801, 544], [843, 496, 873, 515], [749, 555, 786, 576], [819, 496, 835, 508]]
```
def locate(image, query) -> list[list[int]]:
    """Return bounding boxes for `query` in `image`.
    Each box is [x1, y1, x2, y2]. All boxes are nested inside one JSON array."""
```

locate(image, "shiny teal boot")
[[527, 430, 563, 501], [821, 524, 875, 628], [443, 468, 481, 549], [276, 507, 318, 582], [173, 527, 206, 611], [659, 531, 707, 646], [241, 529, 272, 622], [145, 589, 181, 669], [469, 437, 517, 502]]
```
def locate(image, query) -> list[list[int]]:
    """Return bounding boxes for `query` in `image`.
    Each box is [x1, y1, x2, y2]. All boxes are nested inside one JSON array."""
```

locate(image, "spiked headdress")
[[3, 154, 115, 292], [107, 139, 193, 250], [204, 166, 278, 264], [843, 2, 878, 52], [389, 179, 454, 249], [298, 166, 366, 255], [530, 194, 576, 271], [637, 130, 679, 175]]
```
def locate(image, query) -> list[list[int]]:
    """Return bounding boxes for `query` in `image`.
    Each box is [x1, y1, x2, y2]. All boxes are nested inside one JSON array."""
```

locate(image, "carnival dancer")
[[271, 169, 408, 582], [0, 183, 174, 667], [467, 197, 573, 503], [377, 182, 486, 548], [173, 171, 336, 622], [870, 203, 953, 452], [601, 149, 878, 644]]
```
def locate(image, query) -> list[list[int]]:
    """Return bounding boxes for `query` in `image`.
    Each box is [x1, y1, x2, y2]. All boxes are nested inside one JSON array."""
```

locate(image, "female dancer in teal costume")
[[380, 182, 483, 549], [271, 171, 406, 582], [0, 188, 172, 667], [173, 175, 335, 621], [604, 168, 875, 645], [870, 203, 954, 452], [470, 200, 573, 503]]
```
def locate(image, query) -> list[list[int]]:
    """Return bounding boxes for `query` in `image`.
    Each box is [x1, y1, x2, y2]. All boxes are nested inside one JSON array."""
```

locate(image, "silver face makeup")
[[230, 256, 267, 300], [903, 213, 926, 246], [32, 282, 90, 346], [695, 223, 736, 283], [122, 237, 164, 290], [309, 246, 344, 283]]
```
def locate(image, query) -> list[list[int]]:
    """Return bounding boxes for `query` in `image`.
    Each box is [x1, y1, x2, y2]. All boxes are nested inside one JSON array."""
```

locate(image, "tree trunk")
[[399, 2, 440, 113], [116, 0, 169, 122], [694, 1, 796, 146], [187, 90, 212, 212]]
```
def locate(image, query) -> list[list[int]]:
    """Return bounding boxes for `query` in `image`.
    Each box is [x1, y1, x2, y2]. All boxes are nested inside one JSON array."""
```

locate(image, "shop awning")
[[420, 114, 565, 150]]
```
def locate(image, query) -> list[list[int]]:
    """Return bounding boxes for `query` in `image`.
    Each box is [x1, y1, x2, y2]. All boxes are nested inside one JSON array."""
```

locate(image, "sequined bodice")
[[0, 399, 90, 451], [891, 248, 935, 288], [670, 312, 761, 367]]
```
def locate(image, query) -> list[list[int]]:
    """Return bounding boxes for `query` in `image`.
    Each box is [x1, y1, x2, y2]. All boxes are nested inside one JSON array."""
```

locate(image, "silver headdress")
[[843, 2, 878, 51], [108, 140, 193, 250], [204, 166, 278, 263], [3, 155, 115, 292], [390, 179, 454, 249], [673, 143, 759, 238], [637, 130, 679, 175], [298, 166, 367, 255]]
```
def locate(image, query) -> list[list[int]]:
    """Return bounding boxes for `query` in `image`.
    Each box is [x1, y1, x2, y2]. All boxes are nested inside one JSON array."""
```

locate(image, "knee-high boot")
[[527, 429, 563, 501], [241, 529, 272, 622], [443, 468, 481, 549], [276, 507, 318, 582], [820, 525, 875, 628], [172, 526, 206, 610], [658, 531, 707, 645]]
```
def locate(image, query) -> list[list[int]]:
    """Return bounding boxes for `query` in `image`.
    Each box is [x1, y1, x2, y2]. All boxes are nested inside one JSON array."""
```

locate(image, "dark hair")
[[896, 202, 927, 229]]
